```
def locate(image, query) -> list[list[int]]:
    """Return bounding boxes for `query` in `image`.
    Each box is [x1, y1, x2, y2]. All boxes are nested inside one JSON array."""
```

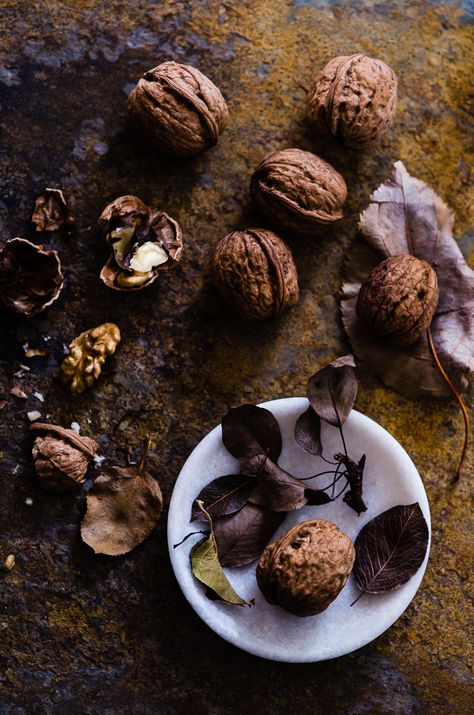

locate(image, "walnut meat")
[[211, 228, 299, 320], [256, 519, 355, 616], [356, 255, 439, 347], [60, 323, 121, 395], [128, 61, 229, 156], [308, 53, 397, 148], [251, 148, 347, 236], [30, 423, 98, 492]]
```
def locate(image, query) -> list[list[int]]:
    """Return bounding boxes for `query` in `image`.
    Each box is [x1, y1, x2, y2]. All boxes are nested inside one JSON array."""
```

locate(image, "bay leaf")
[[342, 161, 474, 397], [353, 503, 429, 599], [191, 474, 256, 522], [294, 405, 322, 455], [221, 404, 282, 463], [190, 505, 247, 606], [213, 502, 284, 567], [307, 354, 357, 427], [81, 440, 162, 556]]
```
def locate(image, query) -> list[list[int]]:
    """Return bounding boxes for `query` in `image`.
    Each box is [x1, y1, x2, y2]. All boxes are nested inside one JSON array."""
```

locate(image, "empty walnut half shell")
[[308, 53, 398, 149], [0, 238, 63, 317], [211, 228, 299, 320], [128, 61, 229, 156], [251, 148, 347, 236], [99, 195, 183, 291]]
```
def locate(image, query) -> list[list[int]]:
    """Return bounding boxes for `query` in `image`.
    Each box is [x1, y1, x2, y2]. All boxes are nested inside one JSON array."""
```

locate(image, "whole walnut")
[[128, 61, 229, 156], [30, 423, 98, 492], [211, 228, 299, 320], [256, 519, 355, 616], [308, 53, 397, 148], [251, 148, 347, 237], [356, 255, 439, 347]]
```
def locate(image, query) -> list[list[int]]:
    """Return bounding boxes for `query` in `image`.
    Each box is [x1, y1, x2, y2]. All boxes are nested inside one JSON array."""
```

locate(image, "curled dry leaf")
[[245, 454, 308, 512], [213, 502, 284, 568], [60, 322, 121, 395], [221, 404, 282, 464], [32, 188, 74, 233], [294, 405, 322, 456], [191, 474, 256, 522], [342, 161, 474, 397], [190, 503, 247, 606], [0, 238, 63, 317], [81, 437, 162, 556], [307, 354, 357, 427], [352, 502, 429, 604]]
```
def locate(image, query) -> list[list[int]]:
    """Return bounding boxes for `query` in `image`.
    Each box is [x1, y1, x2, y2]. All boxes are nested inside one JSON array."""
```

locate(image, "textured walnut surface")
[[211, 228, 299, 319], [30, 423, 97, 492], [128, 60, 229, 156], [356, 255, 439, 347], [257, 519, 355, 616], [0, 1, 472, 713], [308, 53, 397, 148], [251, 148, 347, 236]]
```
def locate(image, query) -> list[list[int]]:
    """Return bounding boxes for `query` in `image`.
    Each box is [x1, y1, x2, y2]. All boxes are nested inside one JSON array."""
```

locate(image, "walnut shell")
[[256, 519, 355, 617], [128, 61, 229, 156], [211, 228, 299, 320], [30, 423, 98, 492], [251, 148, 347, 236], [356, 255, 439, 347], [308, 53, 397, 149], [0, 238, 63, 317]]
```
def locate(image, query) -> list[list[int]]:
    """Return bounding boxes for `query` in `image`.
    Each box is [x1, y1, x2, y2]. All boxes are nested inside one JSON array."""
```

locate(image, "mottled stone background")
[[0, 1, 473, 713]]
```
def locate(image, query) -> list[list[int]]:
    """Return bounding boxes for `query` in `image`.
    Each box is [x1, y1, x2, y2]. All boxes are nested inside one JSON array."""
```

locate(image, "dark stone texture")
[[0, 1, 473, 713]]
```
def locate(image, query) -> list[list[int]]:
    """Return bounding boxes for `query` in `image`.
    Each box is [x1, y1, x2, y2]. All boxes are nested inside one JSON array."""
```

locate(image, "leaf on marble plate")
[[190, 503, 247, 606], [305, 354, 357, 429], [294, 405, 322, 455], [191, 474, 256, 522], [81, 436, 162, 556], [245, 454, 308, 512], [213, 502, 284, 567], [351, 502, 429, 605], [341, 160, 474, 397], [221, 404, 282, 464]]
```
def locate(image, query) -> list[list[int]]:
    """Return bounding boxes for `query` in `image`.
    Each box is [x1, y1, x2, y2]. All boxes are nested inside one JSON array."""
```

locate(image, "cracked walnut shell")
[[128, 61, 229, 156], [211, 228, 299, 320], [251, 148, 347, 236], [60, 323, 121, 395], [356, 255, 439, 347], [30, 423, 98, 492], [308, 53, 397, 148], [256, 519, 355, 616]]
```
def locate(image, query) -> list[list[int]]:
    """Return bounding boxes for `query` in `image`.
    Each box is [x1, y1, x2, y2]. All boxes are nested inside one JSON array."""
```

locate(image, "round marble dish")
[[167, 398, 431, 663]]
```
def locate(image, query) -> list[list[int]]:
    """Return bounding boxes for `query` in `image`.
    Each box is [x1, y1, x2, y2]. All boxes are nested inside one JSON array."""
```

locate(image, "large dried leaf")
[[191, 474, 255, 522], [307, 355, 357, 427], [190, 505, 247, 606], [213, 502, 284, 567], [353, 503, 429, 597], [221, 404, 282, 463], [294, 405, 322, 455], [81, 465, 162, 556], [246, 455, 308, 512], [342, 161, 474, 397]]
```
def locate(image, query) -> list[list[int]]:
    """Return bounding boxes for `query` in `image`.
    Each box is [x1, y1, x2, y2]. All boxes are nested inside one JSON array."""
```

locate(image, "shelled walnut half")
[[99, 195, 183, 291]]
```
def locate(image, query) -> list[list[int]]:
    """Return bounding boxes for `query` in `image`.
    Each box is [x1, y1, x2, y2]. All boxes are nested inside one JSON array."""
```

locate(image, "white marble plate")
[[167, 398, 431, 662]]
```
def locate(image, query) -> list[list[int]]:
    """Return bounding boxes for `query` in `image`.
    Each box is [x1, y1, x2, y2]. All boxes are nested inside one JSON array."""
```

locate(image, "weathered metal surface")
[[0, 1, 473, 713]]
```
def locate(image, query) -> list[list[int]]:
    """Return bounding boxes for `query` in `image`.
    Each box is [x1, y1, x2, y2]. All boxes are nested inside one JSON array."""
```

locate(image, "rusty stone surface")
[[0, 1, 473, 713]]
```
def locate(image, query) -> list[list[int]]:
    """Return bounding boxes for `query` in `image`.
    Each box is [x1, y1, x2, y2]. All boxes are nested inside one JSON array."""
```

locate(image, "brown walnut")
[[128, 61, 229, 156], [356, 255, 439, 347], [251, 148, 347, 236], [256, 519, 355, 617], [99, 195, 183, 291], [211, 228, 299, 320], [308, 53, 397, 148], [30, 423, 98, 492], [32, 188, 74, 233], [0, 238, 63, 317]]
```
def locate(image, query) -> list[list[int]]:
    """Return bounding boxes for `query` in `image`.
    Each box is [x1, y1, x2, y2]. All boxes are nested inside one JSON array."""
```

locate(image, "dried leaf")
[[342, 161, 474, 396], [191, 474, 255, 522], [305, 489, 333, 505], [81, 438, 162, 556], [190, 504, 247, 606], [221, 404, 282, 463], [307, 355, 357, 427], [213, 502, 284, 567], [353, 503, 429, 599], [294, 405, 322, 455], [245, 454, 307, 512]]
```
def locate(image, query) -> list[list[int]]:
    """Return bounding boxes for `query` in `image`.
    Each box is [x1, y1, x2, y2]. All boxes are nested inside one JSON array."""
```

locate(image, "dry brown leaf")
[[342, 161, 474, 397], [81, 438, 162, 556]]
